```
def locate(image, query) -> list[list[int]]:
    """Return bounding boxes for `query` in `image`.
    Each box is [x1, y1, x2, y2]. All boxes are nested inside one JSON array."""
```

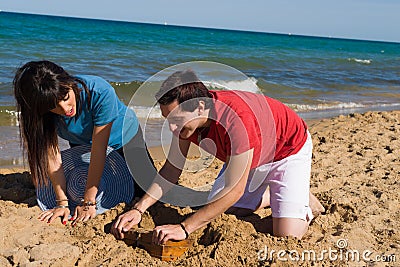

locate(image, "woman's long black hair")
[[13, 60, 90, 186]]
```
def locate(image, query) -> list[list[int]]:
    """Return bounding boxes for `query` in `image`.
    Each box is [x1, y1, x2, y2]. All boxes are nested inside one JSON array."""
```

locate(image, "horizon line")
[[2, 10, 400, 44]]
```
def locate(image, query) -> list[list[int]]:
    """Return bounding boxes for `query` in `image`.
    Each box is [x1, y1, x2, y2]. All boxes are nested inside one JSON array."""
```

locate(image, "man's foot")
[[309, 192, 325, 221]]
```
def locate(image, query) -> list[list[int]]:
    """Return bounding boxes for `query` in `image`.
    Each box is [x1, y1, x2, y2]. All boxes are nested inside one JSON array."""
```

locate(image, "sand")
[[0, 110, 399, 266]]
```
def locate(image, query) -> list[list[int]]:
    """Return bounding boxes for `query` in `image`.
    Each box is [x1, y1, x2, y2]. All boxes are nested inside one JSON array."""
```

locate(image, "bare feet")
[[309, 192, 325, 219]]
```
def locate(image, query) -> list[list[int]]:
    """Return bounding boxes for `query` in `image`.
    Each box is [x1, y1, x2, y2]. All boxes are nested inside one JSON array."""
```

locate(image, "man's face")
[[160, 100, 201, 139]]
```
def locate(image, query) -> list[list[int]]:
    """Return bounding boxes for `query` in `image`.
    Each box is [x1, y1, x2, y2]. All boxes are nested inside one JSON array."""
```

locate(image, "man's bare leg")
[[227, 190, 325, 219]]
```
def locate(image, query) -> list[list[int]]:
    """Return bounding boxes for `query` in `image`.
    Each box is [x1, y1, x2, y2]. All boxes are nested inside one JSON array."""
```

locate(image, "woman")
[[112, 69, 325, 241], [14, 60, 155, 225]]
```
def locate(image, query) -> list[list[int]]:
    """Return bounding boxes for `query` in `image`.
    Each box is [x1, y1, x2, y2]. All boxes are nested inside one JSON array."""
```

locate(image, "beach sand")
[[0, 110, 399, 266]]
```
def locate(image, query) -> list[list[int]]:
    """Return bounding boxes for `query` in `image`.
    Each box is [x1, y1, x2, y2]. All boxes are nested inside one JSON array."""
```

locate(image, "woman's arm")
[[48, 147, 68, 201], [71, 122, 112, 223], [38, 147, 70, 224], [84, 122, 112, 201], [153, 149, 254, 244], [111, 136, 191, 239]]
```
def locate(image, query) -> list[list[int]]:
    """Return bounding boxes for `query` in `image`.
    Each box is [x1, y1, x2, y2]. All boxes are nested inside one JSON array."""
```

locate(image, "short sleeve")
[[225, 111, 260, 156], [90, 78, 119, 126]]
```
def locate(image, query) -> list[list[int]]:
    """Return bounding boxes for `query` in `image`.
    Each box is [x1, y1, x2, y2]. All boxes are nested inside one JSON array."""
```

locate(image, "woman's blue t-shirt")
[[56, 75, 138, 149]]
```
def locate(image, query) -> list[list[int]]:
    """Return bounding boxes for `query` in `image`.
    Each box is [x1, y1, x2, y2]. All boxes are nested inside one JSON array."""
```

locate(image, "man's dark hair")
[[155, 69, 213, 112]]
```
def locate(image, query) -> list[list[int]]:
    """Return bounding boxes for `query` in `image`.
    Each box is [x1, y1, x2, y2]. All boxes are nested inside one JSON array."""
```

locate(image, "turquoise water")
[[0, 11, 399, 166]]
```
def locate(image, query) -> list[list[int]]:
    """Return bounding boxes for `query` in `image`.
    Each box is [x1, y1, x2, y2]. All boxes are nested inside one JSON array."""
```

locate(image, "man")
[[111, 69, 324, 243]]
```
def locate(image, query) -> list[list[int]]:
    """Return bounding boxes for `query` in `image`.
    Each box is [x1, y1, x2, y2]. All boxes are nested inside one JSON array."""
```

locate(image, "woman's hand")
[[111, 209, 142, 239], [152, 224, 188, 245], [71, 205, 97, 226], [38, 207, 70, 225]]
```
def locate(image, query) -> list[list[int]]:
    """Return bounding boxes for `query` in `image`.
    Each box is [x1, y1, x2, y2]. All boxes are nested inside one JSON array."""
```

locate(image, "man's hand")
[[111, 209, 142, 239], [152, 224, 187, 245]]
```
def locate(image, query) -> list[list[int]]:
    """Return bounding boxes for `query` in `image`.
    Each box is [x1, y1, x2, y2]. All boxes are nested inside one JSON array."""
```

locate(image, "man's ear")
[[197, 100, 206, 115]]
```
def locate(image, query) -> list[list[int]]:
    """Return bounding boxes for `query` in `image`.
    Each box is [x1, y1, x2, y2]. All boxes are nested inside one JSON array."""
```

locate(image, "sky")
[[1, 0, 399, 43]]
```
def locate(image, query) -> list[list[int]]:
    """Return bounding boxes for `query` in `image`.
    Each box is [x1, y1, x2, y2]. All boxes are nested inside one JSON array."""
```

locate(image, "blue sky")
[[2, 0, 399, 42]]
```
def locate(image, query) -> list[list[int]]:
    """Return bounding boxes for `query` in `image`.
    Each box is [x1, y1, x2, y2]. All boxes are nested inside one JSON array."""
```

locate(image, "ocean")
[[1, 11, 399, 167]]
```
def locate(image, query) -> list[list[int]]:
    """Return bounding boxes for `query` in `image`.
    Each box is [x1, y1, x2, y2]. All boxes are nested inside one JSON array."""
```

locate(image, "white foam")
[[130, 105, 161, 119], [289, 102, 365, 112], [204, 77, 260, 93], [0, 109, 19, 126], [348, 58, 372, 64], [3, 109, 19, 116], [289, 102, 400, 113], [129, 96, 400, 119]]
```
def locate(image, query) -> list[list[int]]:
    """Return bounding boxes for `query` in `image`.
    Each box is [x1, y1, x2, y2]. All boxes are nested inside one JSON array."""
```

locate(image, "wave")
[[2, 101, 399, 130], [289, 102, 365, 112], [131, 105, 161, 119], [130, 101, 400, 120], [290, 102, 400, 113], [347, 58, 372, 64], [0, 108, 19, 126], [204, 77, 260, 93]]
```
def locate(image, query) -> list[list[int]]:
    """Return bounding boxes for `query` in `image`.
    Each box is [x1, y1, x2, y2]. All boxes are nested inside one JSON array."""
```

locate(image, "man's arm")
[[111, 135, 191, 239], [153, 149, 254, 244]]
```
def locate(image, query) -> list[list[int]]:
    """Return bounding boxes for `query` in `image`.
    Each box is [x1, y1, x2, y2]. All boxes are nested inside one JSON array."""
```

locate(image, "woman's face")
[[50, 90, 76, 117]]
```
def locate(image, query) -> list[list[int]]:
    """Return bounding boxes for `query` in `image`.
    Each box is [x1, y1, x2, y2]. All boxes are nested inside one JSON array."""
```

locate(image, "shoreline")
[[1, 107, 399, 169]]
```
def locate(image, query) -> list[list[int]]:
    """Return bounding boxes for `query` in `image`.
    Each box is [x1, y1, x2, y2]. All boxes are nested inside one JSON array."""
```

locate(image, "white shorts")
[[208, 131, 313, 220]]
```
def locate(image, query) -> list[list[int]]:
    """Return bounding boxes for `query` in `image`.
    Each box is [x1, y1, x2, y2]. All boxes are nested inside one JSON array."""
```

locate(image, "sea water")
[[1, 11, 399, 167]]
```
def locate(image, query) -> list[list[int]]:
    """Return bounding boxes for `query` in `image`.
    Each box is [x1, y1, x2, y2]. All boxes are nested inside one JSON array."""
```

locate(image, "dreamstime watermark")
[[257, 239, 397, 263]]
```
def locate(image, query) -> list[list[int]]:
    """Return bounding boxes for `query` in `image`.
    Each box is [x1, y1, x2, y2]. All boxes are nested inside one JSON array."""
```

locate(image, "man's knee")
[[272, 217, 308, 239]]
